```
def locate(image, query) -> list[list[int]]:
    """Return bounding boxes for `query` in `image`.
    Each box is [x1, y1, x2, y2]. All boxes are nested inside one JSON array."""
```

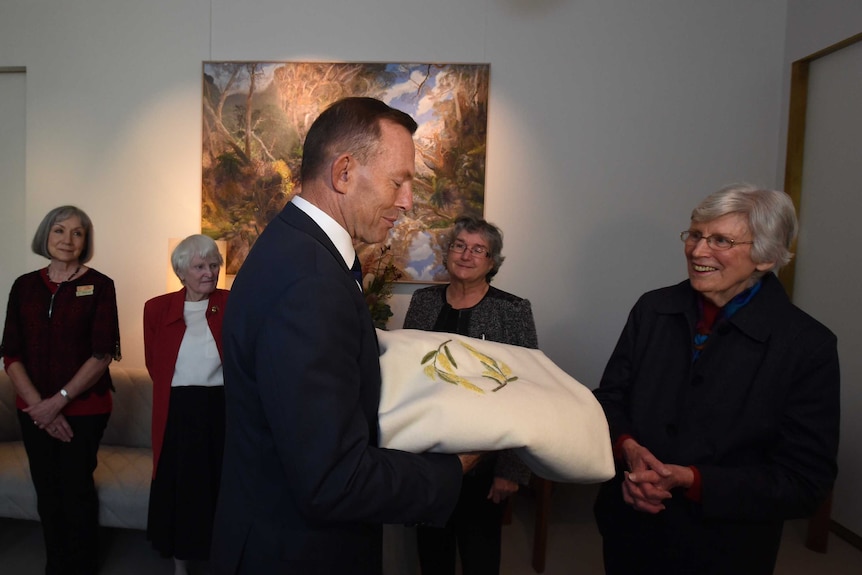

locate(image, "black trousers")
[[18, 410, 109, 575], [416, 461, 505, 575]]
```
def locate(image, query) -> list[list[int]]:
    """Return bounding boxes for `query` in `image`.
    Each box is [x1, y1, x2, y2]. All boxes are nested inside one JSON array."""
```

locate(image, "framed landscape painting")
[[202, 61, 489, 282]]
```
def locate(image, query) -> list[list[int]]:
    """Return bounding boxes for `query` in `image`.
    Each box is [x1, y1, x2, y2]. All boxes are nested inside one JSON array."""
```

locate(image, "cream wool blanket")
[[377, 329, 614, 483]]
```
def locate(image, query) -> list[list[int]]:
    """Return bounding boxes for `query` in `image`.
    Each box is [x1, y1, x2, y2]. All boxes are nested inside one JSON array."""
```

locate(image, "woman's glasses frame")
[[448, 240, 490, 258], [680, 230, 754, 251]]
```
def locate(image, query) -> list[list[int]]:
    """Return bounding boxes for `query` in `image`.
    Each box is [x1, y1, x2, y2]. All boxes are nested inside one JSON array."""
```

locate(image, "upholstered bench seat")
[[0, 366, 153, 530]]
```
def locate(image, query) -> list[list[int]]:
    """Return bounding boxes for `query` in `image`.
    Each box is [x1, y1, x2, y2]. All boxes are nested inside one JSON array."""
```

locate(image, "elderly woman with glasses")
[[592, 184, 840, 575], [403, 215, 538, 575]]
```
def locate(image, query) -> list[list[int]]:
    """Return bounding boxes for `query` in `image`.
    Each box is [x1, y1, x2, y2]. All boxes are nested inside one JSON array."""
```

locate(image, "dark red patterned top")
[[1, 267, 120, 415]]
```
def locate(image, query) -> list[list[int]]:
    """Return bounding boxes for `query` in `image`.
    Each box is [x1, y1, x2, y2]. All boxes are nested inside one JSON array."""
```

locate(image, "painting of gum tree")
[[202, 61, 489, 282]]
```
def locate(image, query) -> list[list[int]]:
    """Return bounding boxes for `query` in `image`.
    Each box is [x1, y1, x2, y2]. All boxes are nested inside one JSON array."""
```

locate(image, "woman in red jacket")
[[143, 234, 229, 575]]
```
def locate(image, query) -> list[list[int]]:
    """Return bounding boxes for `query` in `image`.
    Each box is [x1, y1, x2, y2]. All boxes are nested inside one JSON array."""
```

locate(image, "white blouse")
[[171, 299, 224, 387]]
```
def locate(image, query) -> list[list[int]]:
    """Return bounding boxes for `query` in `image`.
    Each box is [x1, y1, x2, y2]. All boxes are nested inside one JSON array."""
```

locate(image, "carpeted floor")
[[1, 483, 860, 574]]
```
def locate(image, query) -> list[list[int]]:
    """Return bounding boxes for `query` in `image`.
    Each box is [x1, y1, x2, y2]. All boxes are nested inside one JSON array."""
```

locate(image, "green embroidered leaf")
[[479, 360, 501, 375], [437, 351, 455, 372], [443, 345, 458, 369], [419, 337, 516, 396]]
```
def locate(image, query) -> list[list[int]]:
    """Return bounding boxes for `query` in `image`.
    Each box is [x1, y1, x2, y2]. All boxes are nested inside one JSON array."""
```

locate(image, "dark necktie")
[[351, 255, 364, 292]]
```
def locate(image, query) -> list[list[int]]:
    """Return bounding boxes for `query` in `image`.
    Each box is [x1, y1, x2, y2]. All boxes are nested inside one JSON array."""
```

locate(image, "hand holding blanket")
[[377, 329, 614, 483]]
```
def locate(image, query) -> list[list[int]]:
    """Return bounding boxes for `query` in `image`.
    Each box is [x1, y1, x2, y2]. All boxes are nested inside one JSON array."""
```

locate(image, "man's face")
[[345, 120, 415, 244]]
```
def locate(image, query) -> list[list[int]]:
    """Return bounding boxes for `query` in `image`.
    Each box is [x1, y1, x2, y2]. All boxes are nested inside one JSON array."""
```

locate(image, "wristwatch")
[[59, 388, 72, 402]]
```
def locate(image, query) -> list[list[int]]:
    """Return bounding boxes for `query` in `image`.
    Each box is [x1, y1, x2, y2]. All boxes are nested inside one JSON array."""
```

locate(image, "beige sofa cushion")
[[0, 368, 20, 442], [0, 365, 153, 529], [95, 445, 152, 529], [0, 442, 36, 520], [102, 367, 152, 448]]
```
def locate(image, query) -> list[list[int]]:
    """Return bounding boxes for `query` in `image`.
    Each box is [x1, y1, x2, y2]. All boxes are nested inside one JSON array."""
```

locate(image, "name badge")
[[76, 285, 94, 296]]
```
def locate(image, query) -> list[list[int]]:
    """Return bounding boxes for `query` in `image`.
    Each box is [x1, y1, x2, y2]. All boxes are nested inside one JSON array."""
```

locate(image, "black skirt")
[[147, 385, 225, 560]]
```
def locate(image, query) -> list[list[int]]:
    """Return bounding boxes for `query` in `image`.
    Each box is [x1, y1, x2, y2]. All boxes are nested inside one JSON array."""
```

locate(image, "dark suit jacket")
[[593, 273, 840, 574], [211, 203, 462, 575], [143, 287, 228, 477]]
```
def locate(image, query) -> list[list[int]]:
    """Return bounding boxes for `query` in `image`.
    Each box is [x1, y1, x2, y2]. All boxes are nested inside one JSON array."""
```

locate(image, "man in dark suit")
[[211, 97, 478, 574]]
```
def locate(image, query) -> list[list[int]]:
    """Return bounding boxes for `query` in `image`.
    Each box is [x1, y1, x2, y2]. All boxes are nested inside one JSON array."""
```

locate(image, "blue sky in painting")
[[383, 63, 444, 125], [405, 230, 442, 281], [205, 62, 450, 128]]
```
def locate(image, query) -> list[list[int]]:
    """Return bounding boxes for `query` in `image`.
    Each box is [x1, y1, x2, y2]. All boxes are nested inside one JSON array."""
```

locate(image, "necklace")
[[48, 265, 81, 284]]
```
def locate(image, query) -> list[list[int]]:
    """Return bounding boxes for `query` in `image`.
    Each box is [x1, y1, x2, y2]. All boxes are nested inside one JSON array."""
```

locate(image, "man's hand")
[[487, 477, 518, 504], [458, 452, 484, 474]]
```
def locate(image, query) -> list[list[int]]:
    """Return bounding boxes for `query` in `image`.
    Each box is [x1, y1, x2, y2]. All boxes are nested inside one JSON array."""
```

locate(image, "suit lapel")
[[280, 202, 377, 351]]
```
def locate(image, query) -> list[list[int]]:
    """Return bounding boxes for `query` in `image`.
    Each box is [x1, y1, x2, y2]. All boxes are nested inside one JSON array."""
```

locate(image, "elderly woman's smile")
[[684, 212, 772, 307]]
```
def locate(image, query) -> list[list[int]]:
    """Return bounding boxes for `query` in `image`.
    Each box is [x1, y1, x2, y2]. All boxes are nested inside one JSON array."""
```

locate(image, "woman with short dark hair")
[[404, 215, 537, 575]]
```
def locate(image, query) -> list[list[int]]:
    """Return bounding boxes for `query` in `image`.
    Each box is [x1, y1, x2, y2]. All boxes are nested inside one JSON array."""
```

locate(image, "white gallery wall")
[[0, 70, 26, 335], [0, 0, 791, 384], [2, 0, 862, 536]]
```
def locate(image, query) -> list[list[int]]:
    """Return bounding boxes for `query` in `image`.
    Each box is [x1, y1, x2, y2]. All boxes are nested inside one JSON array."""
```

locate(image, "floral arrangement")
[[363, 246, 402, 330]]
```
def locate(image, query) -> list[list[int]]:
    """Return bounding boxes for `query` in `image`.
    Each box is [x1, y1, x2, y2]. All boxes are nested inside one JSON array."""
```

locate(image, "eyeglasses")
[[449, 240, 490, 258], [680, 230, 754, 251]]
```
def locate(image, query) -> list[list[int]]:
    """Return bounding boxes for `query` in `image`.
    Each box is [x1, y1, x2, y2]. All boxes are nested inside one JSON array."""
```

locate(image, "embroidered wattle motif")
[[421, 338, 519, 394]]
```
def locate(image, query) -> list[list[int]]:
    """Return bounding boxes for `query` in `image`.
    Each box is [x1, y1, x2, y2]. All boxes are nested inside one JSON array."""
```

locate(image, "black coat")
[[593, 273, 839, 574]]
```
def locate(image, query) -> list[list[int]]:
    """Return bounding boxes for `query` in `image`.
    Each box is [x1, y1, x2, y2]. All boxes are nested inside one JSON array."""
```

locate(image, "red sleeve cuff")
[[612, 434, 634, 462], [684, 465, 702, 502], [3, 356, 21, 371]]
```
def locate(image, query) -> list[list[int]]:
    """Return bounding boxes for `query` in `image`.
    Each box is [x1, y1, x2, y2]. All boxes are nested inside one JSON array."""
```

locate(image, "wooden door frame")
[[779, 32, 862, 296], [780, 31, 862, 553]]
